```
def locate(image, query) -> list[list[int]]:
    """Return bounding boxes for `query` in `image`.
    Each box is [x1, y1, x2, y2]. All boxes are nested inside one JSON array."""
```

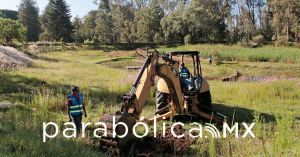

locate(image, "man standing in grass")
[[67, 86, 87, 133], [208, 55, 213, 65]]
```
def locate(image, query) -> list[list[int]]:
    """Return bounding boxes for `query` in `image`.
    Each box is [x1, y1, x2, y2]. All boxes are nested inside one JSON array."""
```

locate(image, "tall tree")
[[160, 0, 181, 14], [18, 0, 40, 41], [149, 0, 164, 42], [290, 0, 300, 42], [134, 0, 164, 42], [161, 0, 229, 43], [238, 7, 256, 41], [134, 7, 152, 42], [82, 10, 98, 41], [111, 4, 135, 43], [134, 0, 147, 10], [244, 0, 257, 25], [95, 0, 113, 43], [260, 4, 273, 41], [72, 16, 84, 43], [270, 0, 300, 41], [161, 1, 187, 43], [40, 0, 73, 42]]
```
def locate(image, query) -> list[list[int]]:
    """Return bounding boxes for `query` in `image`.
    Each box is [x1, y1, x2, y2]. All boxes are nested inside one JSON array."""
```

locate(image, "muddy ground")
[[86, 125, 196, 157]]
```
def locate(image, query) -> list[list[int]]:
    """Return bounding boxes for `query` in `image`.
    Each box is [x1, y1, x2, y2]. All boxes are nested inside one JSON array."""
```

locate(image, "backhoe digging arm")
[[121, 49, 184, 123]]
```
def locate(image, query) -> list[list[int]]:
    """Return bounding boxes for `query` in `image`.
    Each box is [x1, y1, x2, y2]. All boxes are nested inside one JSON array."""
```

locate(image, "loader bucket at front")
[[98, 113, 136, 155]]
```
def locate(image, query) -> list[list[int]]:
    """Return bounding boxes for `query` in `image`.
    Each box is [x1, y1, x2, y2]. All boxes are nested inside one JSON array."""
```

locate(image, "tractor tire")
[[198, 90, 212, 112], [156, 91, 169, 115]]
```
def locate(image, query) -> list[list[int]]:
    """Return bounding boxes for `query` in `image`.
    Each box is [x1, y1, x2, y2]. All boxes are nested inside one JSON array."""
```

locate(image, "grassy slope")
[[159, 44, 300, 63], [0, 46, 300, 156]]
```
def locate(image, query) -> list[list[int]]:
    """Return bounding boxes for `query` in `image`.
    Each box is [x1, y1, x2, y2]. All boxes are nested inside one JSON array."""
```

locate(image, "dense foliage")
[[1, 0, 300, 45], [40, 0, 73, 42], [0, 9, 18, 20], [18, 0, 40, 41], [0, 18, 27, 45], [73, 0, 300, 45]]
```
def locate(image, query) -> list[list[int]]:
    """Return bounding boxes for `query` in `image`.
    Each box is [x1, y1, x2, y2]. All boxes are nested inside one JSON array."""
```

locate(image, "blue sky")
[[0, 0, 98, 18]]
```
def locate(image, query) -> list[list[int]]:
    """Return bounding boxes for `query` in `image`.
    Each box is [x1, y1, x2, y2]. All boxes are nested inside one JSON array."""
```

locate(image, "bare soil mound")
[[0, 46, 33, 70], [89, 125, 196, 157]]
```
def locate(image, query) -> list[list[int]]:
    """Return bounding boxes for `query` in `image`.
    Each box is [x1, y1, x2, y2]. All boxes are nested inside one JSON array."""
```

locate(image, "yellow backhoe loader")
[[98, 48, 227, 153]]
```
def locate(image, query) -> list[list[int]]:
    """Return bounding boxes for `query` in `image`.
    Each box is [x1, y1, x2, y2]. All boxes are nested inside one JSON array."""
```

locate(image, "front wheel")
[[156, 91, 169, 115]]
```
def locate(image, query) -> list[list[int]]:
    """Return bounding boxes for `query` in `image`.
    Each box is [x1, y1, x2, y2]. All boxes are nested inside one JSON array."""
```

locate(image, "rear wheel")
[[198, 90, 212, 112], [156, 91, 169, 115]]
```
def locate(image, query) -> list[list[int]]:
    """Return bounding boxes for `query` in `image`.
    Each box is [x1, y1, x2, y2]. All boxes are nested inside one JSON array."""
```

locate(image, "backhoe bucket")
[[98, 113, 136, 155]]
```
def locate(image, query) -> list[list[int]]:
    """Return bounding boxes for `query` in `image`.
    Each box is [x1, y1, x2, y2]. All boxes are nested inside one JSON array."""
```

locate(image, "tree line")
[[1, 0, 300, 46]]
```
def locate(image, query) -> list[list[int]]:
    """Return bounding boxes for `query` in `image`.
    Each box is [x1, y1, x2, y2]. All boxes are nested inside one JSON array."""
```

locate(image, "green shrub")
[[295, 42, 300, 48], [275, 36, 289, 46], [211, 51, 222, 64], [154, 33, 164, 43], [83, 37, 100, 49], [0, 18, 27, 46], [237, 41, 250, 47], [252, 35, 265, 46], [184, 34, 192, 45], [39, 31, 52, 41]]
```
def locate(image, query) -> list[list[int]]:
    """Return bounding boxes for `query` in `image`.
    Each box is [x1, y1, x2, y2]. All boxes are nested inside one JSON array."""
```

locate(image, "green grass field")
[[0, 44, 300, 156], [159, 44, 300, 63]]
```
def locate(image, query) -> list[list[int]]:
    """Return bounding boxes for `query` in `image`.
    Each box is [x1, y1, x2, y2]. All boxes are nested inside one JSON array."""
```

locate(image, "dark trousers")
[[72, 114, 82, 133]]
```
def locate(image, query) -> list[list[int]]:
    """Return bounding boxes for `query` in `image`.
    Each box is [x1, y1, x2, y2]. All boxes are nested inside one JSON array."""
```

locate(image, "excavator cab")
[[168, 51, 203, 94], [156, 50, 213, 116]]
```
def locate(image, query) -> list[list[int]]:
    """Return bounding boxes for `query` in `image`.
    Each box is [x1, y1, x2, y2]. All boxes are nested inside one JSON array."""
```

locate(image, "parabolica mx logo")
[[42, 116, 255, 142]]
